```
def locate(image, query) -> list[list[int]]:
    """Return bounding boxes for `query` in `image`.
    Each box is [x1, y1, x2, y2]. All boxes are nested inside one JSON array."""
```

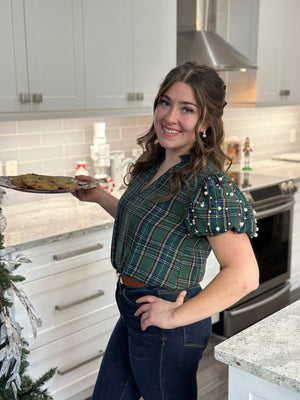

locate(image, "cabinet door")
[[256, 0, 300, 103], [131, 0, 176, 107], [0, 1, 29, 112], [24, 0, 85, 111], [83, 0, 132, 109], [83, 0, 176, 109], [256, 0, 285, 103], [279, 0, 300, 102], [0, 0, 85, 112]]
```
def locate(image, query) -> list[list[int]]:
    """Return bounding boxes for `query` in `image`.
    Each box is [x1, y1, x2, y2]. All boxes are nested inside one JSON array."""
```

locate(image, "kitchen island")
[[214, 299, 300, 400]]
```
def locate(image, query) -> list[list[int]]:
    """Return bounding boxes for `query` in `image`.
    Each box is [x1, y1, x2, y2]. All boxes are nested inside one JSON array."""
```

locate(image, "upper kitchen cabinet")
[[83, 0, 176, 109], [256, 0, 300, 104], [0, 0, 85, 112]]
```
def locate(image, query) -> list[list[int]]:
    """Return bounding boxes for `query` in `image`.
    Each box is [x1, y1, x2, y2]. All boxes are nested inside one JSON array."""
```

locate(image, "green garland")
[[0, 198, 56, 399]]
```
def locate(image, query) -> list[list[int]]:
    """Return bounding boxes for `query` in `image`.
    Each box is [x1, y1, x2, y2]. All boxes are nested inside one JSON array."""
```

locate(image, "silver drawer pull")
[[55, 290, 105, 311], [53, 243, 103, 261], [19, 93, 30, 103], [136, 92, 144, 101], [32, 93, 43, 103], [57, 350, 105, 375]]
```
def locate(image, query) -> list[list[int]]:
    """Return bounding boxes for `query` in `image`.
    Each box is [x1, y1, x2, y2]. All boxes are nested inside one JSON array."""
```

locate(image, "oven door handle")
[[255, 199, 294, 219], [229, 283, 291, 316]]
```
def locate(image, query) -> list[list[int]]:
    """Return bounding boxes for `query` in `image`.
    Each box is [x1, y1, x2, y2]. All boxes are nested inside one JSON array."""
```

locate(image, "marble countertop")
[[1, 159, 299, 253], [251, 159, 300, 180], [214, 300, 300, 393], [2, 193, 118, 252]]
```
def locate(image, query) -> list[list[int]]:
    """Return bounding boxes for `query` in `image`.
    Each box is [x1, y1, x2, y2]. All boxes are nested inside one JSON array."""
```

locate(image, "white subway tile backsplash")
[[104, 115, 138, 128], [62, 117, 101, 130], [42, 130, 84, 146], [17, 119, 62, 133], [64, 143, 90, 157], [0, 149, 20, 163], [1, 105, 300, 206], [19, 145, 64, 162], [18, 160, 44, 174], [0, 121, 17, 134], [105, 128, 122, 142]]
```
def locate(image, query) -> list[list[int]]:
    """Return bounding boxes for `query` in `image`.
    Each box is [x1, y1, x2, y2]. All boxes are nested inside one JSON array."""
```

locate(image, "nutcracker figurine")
[[243, 137, 253, 171]]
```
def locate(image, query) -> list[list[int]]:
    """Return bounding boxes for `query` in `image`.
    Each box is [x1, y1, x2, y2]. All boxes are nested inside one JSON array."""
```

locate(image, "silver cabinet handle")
[[280, 89, 290, 96], [19, 93, 30, 103], [127, 92, 135, 101], [55, 290, 105, 311], [127, 92, 144, 101], [32, 93, 43, 103], [53, 243, 103, 261], [136, 92, 144, 101], [57, 350, 105, 375]]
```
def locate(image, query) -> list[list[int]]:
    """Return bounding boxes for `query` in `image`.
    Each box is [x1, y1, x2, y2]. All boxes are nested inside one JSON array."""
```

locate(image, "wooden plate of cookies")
[[0, 174, 96, 193]]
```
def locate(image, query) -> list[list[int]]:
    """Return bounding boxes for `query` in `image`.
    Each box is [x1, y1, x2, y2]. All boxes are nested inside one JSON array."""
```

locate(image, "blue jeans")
[[92, 281, 211, 400]]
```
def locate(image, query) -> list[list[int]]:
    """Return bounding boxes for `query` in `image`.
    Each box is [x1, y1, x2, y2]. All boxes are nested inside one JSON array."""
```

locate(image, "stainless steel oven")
[[213, 176, 297, 337]]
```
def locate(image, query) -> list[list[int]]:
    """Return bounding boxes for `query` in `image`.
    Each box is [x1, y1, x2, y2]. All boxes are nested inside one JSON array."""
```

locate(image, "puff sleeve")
[[185, 172, 258, 238]]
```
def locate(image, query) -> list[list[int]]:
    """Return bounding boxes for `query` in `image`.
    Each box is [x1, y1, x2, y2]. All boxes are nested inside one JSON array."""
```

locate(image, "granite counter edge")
[[214, 300, 300, 393], [4, 221, 115, 254], [214, 346, 300, 393]]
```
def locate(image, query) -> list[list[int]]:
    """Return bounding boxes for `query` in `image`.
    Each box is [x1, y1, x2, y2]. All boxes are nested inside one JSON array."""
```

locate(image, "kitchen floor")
[[85, 287, 300, 400]]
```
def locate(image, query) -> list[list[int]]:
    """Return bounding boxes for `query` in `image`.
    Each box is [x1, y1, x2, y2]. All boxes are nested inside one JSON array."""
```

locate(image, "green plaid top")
[[111, 155, 257, 290]]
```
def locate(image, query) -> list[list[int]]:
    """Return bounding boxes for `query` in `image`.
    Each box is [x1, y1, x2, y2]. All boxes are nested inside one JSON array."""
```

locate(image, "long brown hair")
[[127, 62, 230, 199]]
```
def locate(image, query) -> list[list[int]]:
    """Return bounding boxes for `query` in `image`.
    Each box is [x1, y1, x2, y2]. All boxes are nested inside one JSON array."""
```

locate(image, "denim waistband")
[[117, 278, 202, 302]]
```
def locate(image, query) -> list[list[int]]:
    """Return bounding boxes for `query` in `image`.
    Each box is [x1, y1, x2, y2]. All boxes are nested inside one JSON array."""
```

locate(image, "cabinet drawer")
[[14, 265, 118, 348], [13, 229, 113, 282], [28, 315, 118, 400]]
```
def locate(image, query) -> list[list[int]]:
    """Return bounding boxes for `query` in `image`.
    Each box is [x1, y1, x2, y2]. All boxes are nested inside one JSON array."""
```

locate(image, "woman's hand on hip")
[[134, 291, 187, 331]]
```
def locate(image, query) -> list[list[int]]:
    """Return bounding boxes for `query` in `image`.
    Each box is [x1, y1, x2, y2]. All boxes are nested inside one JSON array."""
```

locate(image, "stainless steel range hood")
[[177, 0, 257, 71]]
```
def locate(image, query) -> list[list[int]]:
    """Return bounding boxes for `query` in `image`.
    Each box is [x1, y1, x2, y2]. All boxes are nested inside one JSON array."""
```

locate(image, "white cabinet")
[[201, 252, 220, 324], [228, 367, 300, 400], [83, 0, 176, 109], [0, 0, 85, 112], [291, 179, 300, 290], [256, 0, 300, 103], [1, 0, 176, 115], [12, 228, 118, 400]]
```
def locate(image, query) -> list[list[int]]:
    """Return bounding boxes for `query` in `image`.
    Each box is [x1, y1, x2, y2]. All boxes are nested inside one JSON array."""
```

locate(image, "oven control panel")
[[243, 179, 297, 207], [280, 180, 298, 195]]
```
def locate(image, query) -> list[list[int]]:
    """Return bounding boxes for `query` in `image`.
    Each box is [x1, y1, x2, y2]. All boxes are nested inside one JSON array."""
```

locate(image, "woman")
[[75, 62, 259, 400]]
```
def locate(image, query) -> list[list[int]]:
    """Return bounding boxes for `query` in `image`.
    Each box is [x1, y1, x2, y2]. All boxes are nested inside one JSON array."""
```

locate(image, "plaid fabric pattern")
[[111, 157, 257, 290]]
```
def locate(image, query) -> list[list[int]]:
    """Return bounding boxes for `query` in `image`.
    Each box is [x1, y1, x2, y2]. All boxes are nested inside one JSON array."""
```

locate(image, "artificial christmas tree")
[[0, 188, 56, 399]]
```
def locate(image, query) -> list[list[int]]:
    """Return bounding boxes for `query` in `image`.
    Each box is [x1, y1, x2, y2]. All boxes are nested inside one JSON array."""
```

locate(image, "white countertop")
[[2, 193, 117, 252], [251, 159, 300, 180], [272, 153, 300, 163], [214, 299, 300, 393]]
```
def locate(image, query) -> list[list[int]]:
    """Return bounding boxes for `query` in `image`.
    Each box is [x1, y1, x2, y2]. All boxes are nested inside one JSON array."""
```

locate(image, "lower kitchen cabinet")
[[11, 227, 119, 400], [291, 179, 300, 290], [201, 252, 221, 324], [29, 317, 117, 400]]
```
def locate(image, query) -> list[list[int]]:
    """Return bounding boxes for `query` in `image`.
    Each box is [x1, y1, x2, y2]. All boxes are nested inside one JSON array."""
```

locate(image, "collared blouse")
[[111, 156, 257, 290]]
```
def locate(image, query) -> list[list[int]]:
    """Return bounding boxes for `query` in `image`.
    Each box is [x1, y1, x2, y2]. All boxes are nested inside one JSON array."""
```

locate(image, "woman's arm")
[[135, 230, 259, 330], [74, 175, 119, 218]]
